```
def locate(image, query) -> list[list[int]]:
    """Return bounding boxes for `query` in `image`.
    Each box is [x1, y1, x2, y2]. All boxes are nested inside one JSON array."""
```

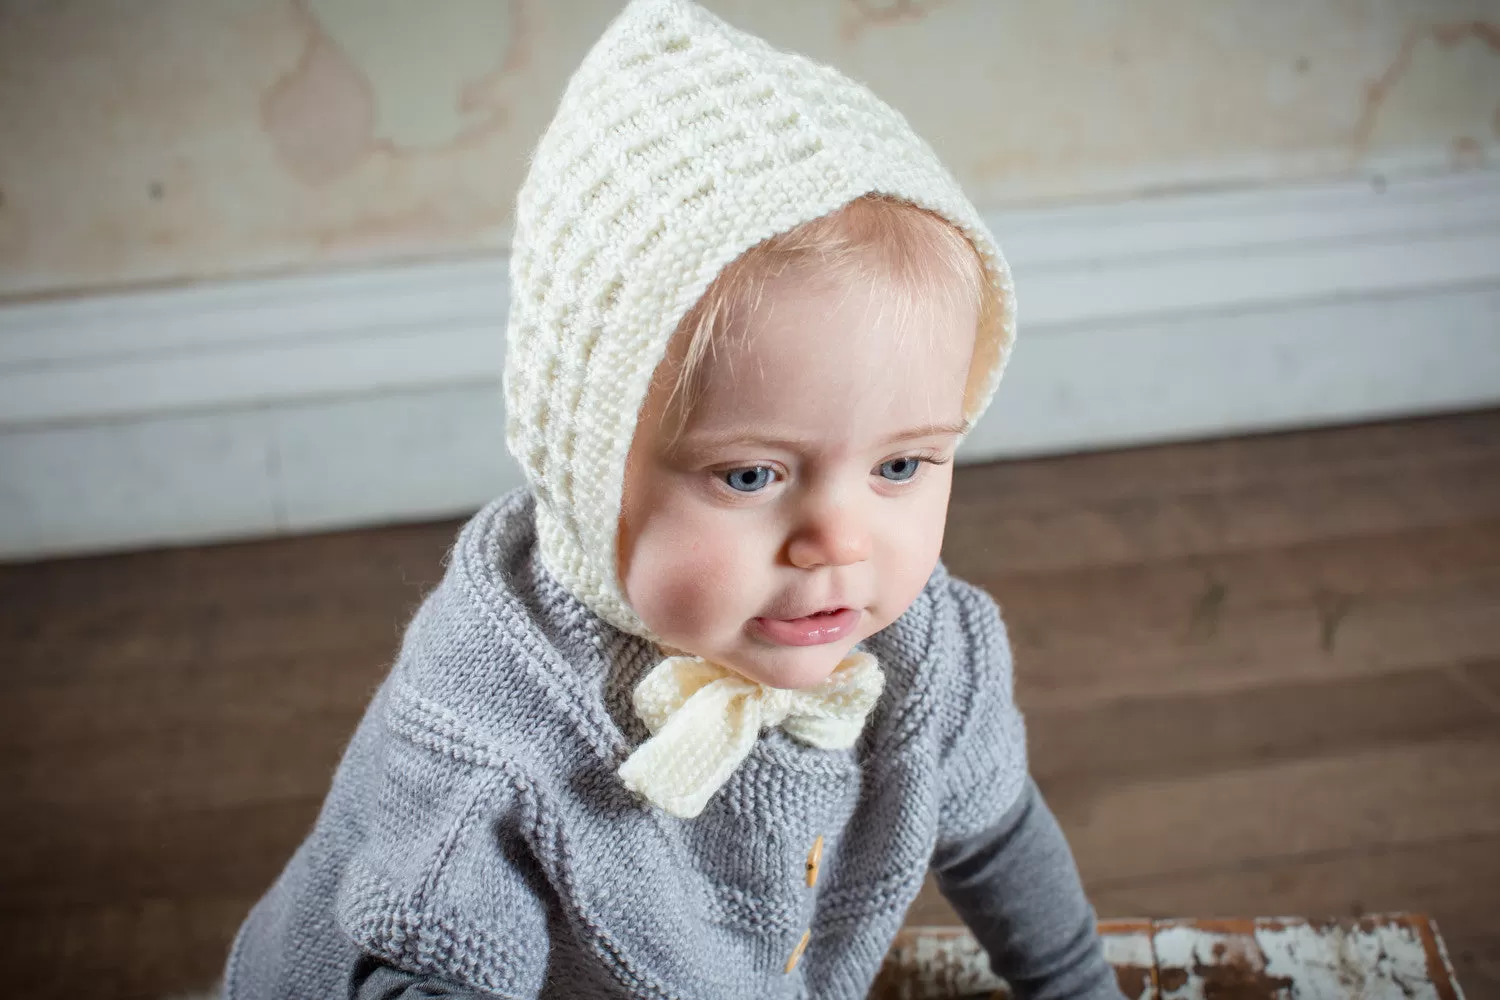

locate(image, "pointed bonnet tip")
[[611, 0, 708, 32]]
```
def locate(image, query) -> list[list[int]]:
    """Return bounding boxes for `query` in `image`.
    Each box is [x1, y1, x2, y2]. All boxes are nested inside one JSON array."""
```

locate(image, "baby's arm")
[[353, 961, 504, 999], [932, 778, 1123, 1000], [328, 731, 552, 998], [932, 577, 1124, 1000]]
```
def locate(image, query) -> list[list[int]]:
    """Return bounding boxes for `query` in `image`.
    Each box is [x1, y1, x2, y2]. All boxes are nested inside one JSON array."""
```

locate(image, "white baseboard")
[[3, 169, 1499, 559]]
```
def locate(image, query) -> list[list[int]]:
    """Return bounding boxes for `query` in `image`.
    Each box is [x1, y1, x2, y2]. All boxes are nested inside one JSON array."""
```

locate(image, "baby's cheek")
[[880, 496, 950, 620], [632, 522, 747, 641]]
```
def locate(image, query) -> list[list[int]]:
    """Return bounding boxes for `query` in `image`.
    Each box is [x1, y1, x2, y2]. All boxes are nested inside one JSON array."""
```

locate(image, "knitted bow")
[[617, 651, 885, 819]]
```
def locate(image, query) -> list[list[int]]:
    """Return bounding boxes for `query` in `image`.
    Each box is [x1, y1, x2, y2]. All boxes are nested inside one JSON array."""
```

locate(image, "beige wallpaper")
[[2, 0, 1497, 298]]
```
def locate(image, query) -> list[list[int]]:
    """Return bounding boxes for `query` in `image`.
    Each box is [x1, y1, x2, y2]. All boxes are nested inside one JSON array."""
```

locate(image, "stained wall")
[[2, 0, 1497, 298]]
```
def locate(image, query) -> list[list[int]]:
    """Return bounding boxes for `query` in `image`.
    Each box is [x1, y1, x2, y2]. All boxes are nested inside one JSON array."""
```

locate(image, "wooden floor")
[[3, 410, 1498, 1000]]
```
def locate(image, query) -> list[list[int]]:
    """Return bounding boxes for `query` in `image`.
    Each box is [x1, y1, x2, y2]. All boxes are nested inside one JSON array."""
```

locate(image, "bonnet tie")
[[617, 651, 885, 819]]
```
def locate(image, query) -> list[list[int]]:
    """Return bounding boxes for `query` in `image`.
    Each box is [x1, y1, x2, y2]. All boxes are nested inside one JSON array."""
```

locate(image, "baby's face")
[[618, 269, 977, 689]]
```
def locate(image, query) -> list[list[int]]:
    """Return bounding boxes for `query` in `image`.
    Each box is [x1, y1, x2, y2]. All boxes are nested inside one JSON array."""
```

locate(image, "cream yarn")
[[618, 652, 886, 818], [503, 0, 1017, 638]]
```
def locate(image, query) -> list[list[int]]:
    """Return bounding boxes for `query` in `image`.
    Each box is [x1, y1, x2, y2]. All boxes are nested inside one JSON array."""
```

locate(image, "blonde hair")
[[658, 194, 995, 434]]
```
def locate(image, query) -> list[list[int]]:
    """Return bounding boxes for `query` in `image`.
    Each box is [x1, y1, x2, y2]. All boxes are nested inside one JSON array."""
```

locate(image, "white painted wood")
[[1018, 226, 1500, 329], [0, 322, 503, 427], [0, 256, 509, 367], [2, 170, 1498, 558], [880, 919, 1461, 999], [0, 411, 280, 558], [999, 169, 1500, 267], [270, 387, 521, 534], [0, 389, 526, 561], [963, 284, 1500, 461], [1255, 922, 1442, 1000], [3, 169, 1497, 428], [1153, 920, 1459, 1000], [1099, 933, 1157, 1000]]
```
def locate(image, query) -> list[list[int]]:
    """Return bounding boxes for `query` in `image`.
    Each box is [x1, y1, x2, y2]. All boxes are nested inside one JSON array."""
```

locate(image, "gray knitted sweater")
[[225, 490, 1119, 1000]]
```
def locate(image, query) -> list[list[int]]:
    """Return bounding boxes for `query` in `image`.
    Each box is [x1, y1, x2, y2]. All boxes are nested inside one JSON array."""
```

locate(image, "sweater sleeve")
[[932, 779, 1125, 1000], [935, 578, 1030, 843], [333, 720, 553, 998]]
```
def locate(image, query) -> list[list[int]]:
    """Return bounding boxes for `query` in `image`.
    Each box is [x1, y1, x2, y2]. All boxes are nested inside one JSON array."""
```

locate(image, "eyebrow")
[[878, 421, 969, 446], [679, 421, 968, 452]]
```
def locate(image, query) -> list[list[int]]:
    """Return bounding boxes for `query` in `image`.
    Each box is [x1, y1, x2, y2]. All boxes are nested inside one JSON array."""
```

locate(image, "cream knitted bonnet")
[[504, 0, 1016, 638]]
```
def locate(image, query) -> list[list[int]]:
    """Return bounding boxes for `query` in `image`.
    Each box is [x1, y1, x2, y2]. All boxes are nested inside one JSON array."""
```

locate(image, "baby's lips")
[[751, 608, 861, 646]]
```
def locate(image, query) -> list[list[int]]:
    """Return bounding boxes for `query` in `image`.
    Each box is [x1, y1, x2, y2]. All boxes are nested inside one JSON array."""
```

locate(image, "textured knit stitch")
[[224, 491, 1029, 1000], [503, 0, 1017, 638], [618, 651, 885, 818]]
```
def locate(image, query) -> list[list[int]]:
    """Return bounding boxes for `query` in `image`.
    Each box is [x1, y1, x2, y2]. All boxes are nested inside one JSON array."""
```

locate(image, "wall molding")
[[3, 169, 1499, 558]]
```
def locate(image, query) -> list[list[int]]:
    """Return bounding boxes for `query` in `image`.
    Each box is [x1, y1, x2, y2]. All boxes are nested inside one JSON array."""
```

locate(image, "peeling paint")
[[1102, 932, 1157, 1000], [1255, 922, 1443, 1000], [872, 928, 1005, 998], [872, 922, 1159, 999], [1154, 918, 1465, 1000], [873, 918, 1463, 999], [1102, 931, 1157, 969], [1155, 924, 1297, 999]]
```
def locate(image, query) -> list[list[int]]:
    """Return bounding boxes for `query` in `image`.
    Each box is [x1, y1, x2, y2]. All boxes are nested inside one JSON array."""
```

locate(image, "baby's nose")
[[787, 504, 872, 569]]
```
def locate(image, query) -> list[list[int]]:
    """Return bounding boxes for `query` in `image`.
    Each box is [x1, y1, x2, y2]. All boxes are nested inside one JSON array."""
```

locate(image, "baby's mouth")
[[750, 607, 861, 647]]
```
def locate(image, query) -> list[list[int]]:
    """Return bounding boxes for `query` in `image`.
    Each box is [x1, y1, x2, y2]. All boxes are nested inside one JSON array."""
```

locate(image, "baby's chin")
[[651, 616, 886, 690], [718, 638, 861, 691]]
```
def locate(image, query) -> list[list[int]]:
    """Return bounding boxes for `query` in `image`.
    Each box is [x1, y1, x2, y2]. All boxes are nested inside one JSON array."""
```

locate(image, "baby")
[[225, 2, 1124, 998]]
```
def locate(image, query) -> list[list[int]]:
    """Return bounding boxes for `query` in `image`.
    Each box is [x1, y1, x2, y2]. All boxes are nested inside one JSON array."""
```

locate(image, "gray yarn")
[[224, 489, 1030, 1000]]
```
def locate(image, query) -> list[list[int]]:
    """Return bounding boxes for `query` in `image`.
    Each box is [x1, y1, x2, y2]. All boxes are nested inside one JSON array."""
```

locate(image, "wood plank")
[[1084, 834, 1500, 998], [947, 411, 1500, 519], [919, 833, 1500, 929], [972, 520, 1500, 639], [7, 714, 361, 815], [1441, 931, 1500, 1000], [872, 921, 1159, 1000], [0, 556, 444, 688], [1010, 577, 1500, 709], [1461, 659, 1500, 707], [5, 669, 377, 764], [945, 450, 1500, 577], [0, 896, 248, 999], [0, 516, 453, 614], [1057, 736, 1500, 887], [0, 798, 323, 911], [877, 917, 1469, 999], [1026, 666, 1498, 793], [1098, 832, 1500, 919], [949, 499, 1500, 713], [0, 518, 452, 662], [4, 637, 380, 818]]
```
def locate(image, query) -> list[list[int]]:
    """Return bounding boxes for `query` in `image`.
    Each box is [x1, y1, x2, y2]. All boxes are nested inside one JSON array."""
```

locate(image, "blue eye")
[[878, 457, 922, 482], [724, 466, 774, 492]]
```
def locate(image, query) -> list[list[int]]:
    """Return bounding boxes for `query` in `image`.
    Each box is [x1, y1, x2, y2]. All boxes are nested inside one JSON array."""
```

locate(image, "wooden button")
[[805, 834, 823, 888], [784, 929, 811, 973]]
